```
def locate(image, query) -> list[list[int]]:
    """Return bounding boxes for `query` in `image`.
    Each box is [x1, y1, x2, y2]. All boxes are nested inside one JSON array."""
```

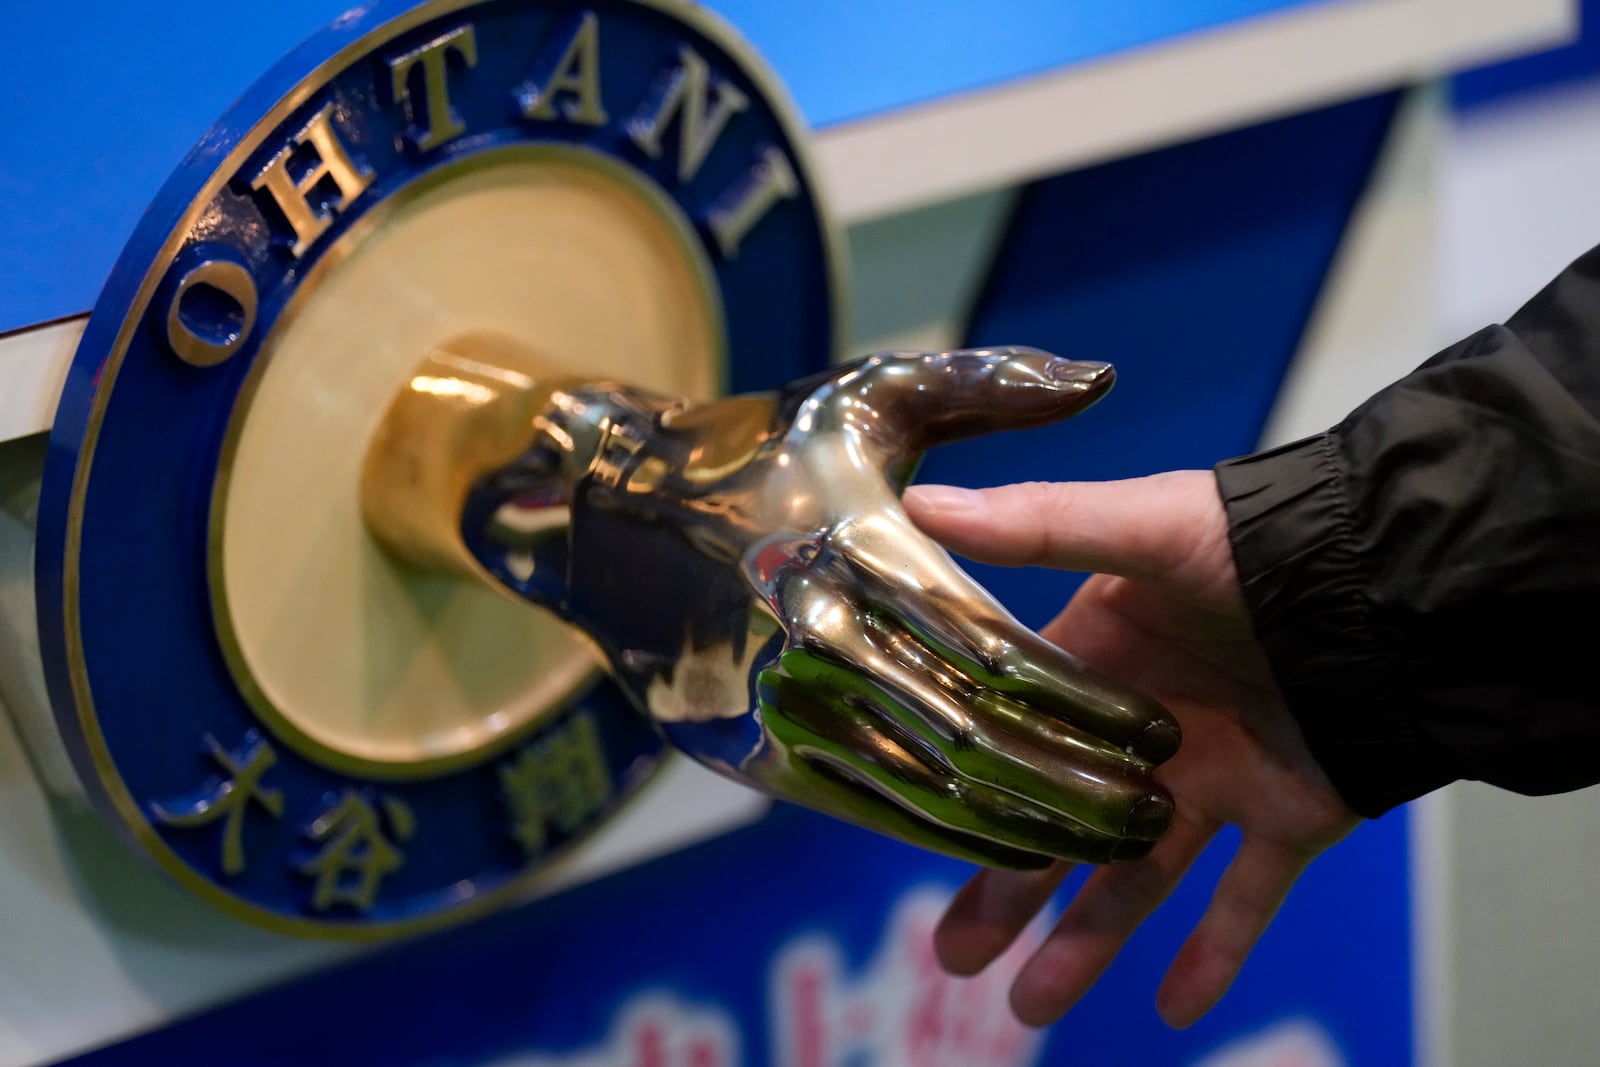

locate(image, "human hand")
[[903, 472, 1359, 1028], [450, 347, 1182, 868]]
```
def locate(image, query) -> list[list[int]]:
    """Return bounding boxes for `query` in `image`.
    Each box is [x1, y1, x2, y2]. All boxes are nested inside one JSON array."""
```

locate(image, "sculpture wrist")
[[457, 379, 685, 611]]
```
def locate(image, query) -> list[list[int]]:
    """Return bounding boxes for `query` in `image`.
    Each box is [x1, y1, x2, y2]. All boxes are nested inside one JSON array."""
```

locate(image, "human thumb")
[[903, 472, 1234, 591]]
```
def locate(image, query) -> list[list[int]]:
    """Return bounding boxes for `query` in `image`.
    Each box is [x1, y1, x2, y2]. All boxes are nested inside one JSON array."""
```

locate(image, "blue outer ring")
[[35, 0, 842, 937]]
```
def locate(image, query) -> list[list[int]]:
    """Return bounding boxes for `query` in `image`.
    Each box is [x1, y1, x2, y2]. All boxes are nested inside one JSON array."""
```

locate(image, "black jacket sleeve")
[[1215, 244, 1600, 817]]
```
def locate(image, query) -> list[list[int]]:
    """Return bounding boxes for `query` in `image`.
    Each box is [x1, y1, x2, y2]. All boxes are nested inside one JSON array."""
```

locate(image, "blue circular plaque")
[[36, 0, 844, 936]]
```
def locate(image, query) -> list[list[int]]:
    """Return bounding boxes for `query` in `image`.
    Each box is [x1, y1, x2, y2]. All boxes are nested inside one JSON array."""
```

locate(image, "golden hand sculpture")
[[364, 339, 1178, 868]]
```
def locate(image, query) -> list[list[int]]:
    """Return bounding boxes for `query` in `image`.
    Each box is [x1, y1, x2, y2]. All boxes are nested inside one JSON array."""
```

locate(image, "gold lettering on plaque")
[[387, 24, 480, 152], [248, 103, 375, 257], [517, 11, 608, 127], [164, 259, 260, 366], [498, 713, 612, 858], [629, 46, 748, 183], [151, 735, 284, 876], [706, 146, 800, 258], [298, 791, 416, 912]]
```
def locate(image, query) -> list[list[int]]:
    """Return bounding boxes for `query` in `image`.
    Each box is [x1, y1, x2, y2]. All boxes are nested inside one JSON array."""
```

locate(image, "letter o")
[[165, 259, 259, 367]]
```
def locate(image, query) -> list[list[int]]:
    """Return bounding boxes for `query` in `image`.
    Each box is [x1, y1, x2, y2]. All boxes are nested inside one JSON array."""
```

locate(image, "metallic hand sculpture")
[[364, 338, 1178, 868]]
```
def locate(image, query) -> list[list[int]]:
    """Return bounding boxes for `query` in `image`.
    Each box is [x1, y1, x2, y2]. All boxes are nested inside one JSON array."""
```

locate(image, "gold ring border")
[[208, 141, 727, 782], [58, 0, 850, 941]]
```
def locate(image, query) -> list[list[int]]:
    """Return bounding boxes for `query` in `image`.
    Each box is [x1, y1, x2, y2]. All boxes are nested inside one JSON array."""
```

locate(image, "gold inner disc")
[[213, 144, 724, 778]]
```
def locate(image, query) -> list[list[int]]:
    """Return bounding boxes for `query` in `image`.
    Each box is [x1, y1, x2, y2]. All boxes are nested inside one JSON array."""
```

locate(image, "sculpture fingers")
[[828, 509, 1181, 765], [764, 570, 1170, 850], [835, 347, 1114, 454], [772, 600, 1172, 845], [752, 661, 1056, 870], [758, 649, 1152, 865]]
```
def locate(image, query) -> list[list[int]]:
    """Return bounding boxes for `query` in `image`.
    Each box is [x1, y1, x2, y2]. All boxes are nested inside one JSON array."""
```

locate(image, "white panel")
[[0, 435, 79, 798], [1441, 76, 1600, 341], [0, 320, 79, 445], [1439, 784, 1600, 1067], [818, 0, 1572, 224]]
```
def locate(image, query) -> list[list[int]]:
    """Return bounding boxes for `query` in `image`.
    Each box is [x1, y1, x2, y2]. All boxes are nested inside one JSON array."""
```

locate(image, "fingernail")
[[1123, 793, 1175, 839], [1046, 359, 1114, 386], [1132, 714, 1182, 763], [903, 484, 979, 514]]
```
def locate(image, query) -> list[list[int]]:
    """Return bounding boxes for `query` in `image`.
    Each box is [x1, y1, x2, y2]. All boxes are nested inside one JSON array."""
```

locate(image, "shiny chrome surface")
[[365, 340, 1179, 867]]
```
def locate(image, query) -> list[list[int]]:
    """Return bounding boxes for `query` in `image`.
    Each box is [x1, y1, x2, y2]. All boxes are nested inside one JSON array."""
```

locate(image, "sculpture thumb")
[[856, 348, 1115, 453]]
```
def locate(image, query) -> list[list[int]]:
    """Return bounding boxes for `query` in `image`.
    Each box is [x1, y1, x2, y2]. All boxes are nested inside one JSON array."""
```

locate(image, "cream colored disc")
[[213, 144, 724, 778]]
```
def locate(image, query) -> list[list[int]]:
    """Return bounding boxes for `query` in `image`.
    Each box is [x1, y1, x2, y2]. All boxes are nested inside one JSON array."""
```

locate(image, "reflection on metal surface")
[[363, 334, 561, 583], [366, 341, 1179, 867]]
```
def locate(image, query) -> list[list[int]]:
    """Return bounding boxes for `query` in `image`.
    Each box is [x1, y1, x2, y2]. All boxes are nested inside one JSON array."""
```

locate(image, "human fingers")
[[903, 472, 1238, 607], [934, 865, 1074, 976], [837, 348, 1115, 453], [1008, 816, 1217, 1027], [1154, 838, 1311, 1029]]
